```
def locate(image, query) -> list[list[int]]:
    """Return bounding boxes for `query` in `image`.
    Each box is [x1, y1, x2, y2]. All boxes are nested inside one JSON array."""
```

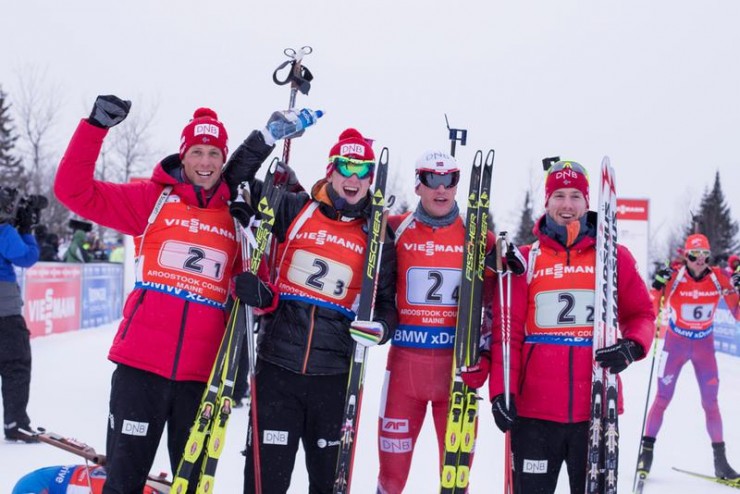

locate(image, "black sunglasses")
[[418, 170, 460, 189]]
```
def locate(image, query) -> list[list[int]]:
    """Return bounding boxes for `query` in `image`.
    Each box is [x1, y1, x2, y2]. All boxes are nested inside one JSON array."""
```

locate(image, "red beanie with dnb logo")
[[326, 128, 375, 177], [179, 108, 229, 162], [544, 160, 590, 208]]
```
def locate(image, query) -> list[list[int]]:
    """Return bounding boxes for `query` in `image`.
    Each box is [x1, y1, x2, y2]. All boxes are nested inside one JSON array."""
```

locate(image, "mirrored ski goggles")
[[686, 249, 711, 261], [547, 161, 590, 181], [331, 156, 375, 179], [417, 170, 461, 189]]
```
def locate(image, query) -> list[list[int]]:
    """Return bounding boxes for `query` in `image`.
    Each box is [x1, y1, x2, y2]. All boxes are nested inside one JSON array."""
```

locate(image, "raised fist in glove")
[[234, 271, 274, 309], [595, 339, 644, 374], [491, 393, 517, 433], [461, 353, 490, 389], [15, 207, 34, 234], [349, 320, 387, 347], [651, 264, 674, 290], [88, 95, 131, 129]]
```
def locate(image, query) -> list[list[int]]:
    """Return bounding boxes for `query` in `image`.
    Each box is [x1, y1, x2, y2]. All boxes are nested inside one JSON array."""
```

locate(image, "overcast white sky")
[[4, 1, 740, 258]]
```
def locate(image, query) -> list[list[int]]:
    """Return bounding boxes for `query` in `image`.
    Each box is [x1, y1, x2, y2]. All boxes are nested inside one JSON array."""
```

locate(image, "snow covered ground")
[[2, 322, 739, 493]]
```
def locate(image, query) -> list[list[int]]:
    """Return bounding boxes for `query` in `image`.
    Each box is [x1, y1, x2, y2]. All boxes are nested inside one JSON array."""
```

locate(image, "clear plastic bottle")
[[267, 108, 324, 141]]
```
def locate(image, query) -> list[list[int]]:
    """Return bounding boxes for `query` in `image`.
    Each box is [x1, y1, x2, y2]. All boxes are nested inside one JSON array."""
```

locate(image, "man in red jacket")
[[479, 160, 655, 493], [54, 96, 275, 494]]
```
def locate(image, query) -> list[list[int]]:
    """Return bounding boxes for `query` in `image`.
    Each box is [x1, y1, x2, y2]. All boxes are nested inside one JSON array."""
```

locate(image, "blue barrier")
[[714, 299, 740, 357]]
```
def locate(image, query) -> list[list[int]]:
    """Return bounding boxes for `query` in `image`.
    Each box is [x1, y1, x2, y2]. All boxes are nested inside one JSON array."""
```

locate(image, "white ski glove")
[[349, 320, 387, 347]]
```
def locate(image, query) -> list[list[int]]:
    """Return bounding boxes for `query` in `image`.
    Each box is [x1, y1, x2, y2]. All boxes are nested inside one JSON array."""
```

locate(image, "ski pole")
[[269, 48, 312, 282], [272, 46, 313, 170], [631, 286, 666, 493], [235, 190, 264, 494], [496, 233, 513, 494]]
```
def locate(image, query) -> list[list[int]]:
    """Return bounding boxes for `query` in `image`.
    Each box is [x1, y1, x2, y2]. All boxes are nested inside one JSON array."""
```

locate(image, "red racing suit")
[[644, 266, 738, 441], [489, 214, 655, 423], [377, 211, 493, 494]]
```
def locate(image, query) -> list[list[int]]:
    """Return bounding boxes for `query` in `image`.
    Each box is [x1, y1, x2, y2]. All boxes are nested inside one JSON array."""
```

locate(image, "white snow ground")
[[2, 322, 739, 493]]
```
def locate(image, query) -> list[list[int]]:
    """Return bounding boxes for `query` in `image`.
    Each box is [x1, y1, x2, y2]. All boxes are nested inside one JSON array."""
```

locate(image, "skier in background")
[[476, 160, 655, 493], [376, 150, 494, 493], [54, 95, 275, 493], [638, 233, 740, 480], [224, 125, 397, 494]]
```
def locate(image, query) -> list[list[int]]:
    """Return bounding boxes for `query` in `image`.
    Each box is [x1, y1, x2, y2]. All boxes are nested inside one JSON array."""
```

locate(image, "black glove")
[[732, 271, 740, 290], [485, 241, 526, 275], [234, 271, 274, 309], [491, 393, 517, 433], [595, 339, 644, 374], [651, 265, 673, 290], [15, 207, 34, 234], [505, 243, 526, 275], [88, 95, 131, 129]]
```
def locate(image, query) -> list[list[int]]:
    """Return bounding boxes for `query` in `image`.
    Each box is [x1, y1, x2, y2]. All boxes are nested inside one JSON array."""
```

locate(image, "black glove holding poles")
[[491, 393, 517, 432], [651, 265, 674, 290], [595, 339, 644, 374], [234, 272, 274, 309]]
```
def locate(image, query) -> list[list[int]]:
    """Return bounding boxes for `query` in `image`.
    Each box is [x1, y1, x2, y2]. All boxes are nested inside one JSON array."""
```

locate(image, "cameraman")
[[0, 187, 40, 443]]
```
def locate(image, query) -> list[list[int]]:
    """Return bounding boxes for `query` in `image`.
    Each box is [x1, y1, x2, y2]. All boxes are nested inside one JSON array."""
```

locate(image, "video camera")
[[0, 186, 49, 228]]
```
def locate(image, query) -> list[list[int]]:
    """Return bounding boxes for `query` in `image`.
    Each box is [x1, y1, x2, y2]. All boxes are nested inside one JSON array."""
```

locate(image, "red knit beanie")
[[325, 128, 375, 177], [179, 108, 229, 161], [544, 160, 590, 207], [684, 233, 710, 252]]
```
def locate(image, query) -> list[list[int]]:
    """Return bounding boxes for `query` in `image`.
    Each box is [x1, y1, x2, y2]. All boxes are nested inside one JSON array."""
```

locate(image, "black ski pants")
[[244, 360, 347, 494], [103, 364, 204, 494], [511, 417, 590, 494], [0, 315, 32, 433]]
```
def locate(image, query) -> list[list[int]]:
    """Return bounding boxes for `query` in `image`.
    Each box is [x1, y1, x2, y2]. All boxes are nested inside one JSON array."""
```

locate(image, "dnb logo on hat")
[[340, 143, 366, 156], [194, 123, 221, 138]]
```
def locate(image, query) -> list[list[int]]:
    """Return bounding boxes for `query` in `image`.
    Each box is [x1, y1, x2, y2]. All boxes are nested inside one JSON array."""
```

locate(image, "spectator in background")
[[38, 233, 61, 262], [0, 187, 41, 443], [64, 228, 91, 263], [89, 236, 108, 262], [109, 239, 125, 263], [722, 254, 740, 278]]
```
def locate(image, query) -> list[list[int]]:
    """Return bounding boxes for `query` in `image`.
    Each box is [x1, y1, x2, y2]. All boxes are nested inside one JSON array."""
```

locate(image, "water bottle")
[[267, 108, 324, 141]]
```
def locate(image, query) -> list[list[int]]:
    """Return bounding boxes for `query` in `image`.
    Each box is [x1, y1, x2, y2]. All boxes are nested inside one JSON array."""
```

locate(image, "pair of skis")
[[333, 148, 391, 494], [171, 176, 284, 494], [439, 149, 494, 494], [586, 156, 620, 494]]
